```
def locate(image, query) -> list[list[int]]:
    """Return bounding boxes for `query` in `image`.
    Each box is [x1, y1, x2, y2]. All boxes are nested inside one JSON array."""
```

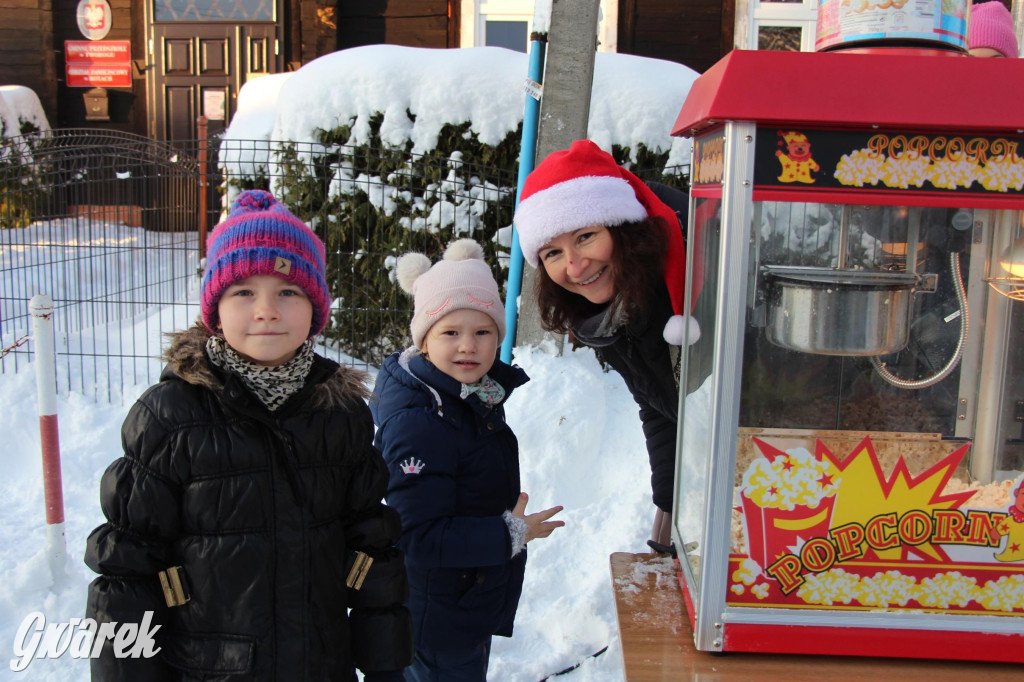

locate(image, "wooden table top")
[[609, 552, 1024, 681]]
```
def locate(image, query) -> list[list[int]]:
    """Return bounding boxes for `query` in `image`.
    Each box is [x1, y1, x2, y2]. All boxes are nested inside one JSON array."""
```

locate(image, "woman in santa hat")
[[513, 139, 697, 554]]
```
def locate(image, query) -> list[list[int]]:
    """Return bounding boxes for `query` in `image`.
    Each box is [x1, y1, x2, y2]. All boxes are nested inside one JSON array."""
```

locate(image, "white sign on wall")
[[76, 0, 113, 41]]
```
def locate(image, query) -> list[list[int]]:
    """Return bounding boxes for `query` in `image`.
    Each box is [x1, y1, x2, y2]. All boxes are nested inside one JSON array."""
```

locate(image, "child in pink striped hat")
[[85, 189, 413, 682]]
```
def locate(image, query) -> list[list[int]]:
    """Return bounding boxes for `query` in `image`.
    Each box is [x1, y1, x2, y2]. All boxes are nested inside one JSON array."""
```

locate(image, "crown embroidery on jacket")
[[400, 457, 426, 474]]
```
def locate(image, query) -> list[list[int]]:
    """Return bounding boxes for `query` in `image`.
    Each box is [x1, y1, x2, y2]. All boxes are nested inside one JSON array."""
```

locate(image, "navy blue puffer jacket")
[[370, 350, 529, 654]]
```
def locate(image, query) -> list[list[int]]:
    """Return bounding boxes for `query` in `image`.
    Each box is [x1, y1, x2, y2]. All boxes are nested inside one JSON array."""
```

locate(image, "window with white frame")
[[460, 1, 618, 53], [464, 0, 534, 52], [748, 0, 819, 51]]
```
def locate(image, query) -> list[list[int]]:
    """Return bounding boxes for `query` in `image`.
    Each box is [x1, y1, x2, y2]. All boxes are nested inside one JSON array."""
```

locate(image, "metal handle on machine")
[[836, 205, 851, 270], [870, 251, 969, 389]]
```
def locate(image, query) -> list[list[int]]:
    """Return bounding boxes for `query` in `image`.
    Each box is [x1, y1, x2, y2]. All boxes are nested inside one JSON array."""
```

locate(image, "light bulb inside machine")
[[998, 236, 1024, 278]]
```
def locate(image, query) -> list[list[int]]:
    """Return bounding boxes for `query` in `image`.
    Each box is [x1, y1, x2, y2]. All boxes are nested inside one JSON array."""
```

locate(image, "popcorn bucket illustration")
[[741, 493, 837, 571]]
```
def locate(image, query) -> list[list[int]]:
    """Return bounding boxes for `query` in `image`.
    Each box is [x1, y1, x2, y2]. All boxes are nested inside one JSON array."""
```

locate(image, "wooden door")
[[147, 0, 281, 140]]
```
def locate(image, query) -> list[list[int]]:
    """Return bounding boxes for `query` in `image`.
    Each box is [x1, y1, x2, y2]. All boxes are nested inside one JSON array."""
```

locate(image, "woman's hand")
[[512, 492, 565, 542]]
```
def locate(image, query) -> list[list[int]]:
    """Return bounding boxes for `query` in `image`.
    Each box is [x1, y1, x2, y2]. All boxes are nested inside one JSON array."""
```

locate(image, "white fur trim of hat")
[[663, 314, 701, 346], [514, 175, 648, 268]]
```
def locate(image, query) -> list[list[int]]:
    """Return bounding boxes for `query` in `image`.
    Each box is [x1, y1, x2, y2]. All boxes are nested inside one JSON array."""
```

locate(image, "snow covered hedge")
[[0, 86, 49, 139], [1, 86, 51, 229], [218, 45, 698, 362]]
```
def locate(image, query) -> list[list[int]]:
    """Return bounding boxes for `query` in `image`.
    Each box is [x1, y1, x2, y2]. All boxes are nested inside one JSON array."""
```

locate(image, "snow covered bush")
[[1, 86, 52, 229], [263, 117, 520, 363], [217, 45, 697, 363]]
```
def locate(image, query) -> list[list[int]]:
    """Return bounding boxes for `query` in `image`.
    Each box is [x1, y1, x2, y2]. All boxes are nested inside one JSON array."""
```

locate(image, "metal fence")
[[1, 128, 688, 403], [0, 129, 524, 401], [1, 129, 201, 402]]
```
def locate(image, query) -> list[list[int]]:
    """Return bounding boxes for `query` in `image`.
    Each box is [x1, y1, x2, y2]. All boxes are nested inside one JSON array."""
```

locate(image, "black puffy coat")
[[572, 181, 689, 513], [573, 284, 679, 512], [84, 324, 413, 681], [370, 350, 529, 655]]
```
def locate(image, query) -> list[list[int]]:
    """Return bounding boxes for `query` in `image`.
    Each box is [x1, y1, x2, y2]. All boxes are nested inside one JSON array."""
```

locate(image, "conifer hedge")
[[220, 115, 688, 365]]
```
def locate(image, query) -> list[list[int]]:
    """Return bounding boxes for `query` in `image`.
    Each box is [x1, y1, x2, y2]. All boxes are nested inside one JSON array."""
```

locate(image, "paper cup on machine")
[[739, 446, 842, 571], [741, 492, 837, 571]]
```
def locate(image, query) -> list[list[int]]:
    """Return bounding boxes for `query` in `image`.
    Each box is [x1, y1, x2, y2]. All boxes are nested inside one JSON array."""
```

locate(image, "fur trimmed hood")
[[162, 323, 371, 409]]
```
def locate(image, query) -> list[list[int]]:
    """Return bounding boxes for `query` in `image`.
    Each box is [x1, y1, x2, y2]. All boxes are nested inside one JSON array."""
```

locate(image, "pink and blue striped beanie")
[[201, 189, 331, 338]]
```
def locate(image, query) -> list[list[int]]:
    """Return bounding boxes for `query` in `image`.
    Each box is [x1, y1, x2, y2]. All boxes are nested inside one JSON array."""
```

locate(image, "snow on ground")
[[0, 317, 655, 681]]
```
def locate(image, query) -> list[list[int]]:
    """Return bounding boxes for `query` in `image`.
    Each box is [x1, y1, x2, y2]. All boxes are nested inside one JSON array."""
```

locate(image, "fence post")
[[30, 294, 67, 586], [198, 115, 209, 270]]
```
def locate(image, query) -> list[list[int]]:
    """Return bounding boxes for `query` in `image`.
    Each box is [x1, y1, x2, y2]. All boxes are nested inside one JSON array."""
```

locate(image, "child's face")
[[217, 275, 313, 367], [421, 308, 498, 384]]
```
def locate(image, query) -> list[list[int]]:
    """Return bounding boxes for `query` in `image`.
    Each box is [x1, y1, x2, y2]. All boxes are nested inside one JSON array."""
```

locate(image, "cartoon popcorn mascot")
[[776, 130, 820, 184]]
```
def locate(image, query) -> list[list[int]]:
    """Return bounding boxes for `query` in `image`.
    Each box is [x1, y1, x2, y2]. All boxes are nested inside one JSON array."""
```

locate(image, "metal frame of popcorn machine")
[[669, 49, 1024, 663]]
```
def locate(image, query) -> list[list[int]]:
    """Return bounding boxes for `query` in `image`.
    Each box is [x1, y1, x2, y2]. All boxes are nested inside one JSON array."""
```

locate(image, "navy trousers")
[[404, 639, 492, 682]]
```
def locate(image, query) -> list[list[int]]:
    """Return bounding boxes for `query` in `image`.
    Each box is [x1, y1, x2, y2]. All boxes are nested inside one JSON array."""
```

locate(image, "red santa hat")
[[514, 139, 698, 345]]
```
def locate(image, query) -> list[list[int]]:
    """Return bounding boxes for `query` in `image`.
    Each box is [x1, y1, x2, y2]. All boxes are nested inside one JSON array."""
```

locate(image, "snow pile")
[[218, 73, 293, 180], [0, 85, 50, 137], [225, 44, 696, 167]]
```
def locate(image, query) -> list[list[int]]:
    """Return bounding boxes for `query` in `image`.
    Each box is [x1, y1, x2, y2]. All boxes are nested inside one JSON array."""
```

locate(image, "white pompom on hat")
[[397, 238, 506, 349], [513, 139, 699, 346]]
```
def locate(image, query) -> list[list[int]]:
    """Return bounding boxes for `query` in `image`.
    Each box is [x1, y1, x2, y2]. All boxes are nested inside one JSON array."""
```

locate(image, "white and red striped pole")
[[30, 294, 67, 584]]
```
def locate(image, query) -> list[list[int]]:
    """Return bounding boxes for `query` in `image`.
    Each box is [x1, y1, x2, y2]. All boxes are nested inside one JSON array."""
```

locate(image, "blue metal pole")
[[501, 36, 546, 363]]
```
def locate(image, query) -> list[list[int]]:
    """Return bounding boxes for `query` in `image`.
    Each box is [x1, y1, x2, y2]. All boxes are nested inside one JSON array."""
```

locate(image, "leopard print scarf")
[[205, 335, 315, 412]]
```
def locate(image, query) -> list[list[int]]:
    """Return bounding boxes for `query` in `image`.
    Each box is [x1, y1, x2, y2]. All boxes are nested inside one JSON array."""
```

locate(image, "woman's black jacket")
[[573, 180, 688, 513]]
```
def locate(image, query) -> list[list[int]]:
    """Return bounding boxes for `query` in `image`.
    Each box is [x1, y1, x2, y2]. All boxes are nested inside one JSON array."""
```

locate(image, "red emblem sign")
[[76, 0, 112, 40]]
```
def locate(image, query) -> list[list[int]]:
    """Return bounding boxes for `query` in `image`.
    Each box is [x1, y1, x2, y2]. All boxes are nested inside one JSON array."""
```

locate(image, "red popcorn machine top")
[[669, 47, 1024, 663]]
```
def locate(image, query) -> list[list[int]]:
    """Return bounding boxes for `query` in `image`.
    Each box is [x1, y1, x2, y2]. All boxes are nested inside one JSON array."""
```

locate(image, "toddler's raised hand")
[[512, 492, 564, 542]]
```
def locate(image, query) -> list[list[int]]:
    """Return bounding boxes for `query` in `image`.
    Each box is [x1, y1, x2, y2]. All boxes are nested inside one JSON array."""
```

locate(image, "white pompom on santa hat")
[[513, 139, 699, 346]]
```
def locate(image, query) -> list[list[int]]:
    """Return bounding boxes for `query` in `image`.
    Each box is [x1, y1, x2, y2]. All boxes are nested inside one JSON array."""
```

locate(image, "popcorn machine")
[[670, 49, 1024, 662]]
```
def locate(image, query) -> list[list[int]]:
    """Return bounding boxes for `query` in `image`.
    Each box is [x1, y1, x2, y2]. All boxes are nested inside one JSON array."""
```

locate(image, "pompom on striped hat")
[[200, 190, 331, 338]]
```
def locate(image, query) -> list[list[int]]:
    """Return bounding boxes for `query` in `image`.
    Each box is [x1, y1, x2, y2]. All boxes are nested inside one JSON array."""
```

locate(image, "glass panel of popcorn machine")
[[675, 196, 721, 592], [732, 198, 1024, 591], [744, 201, 971, 436], [989, 210, 1024, 477]]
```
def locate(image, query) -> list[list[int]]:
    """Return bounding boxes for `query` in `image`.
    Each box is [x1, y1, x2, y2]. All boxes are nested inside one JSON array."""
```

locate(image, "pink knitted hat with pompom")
[[396, 239, 506, 349]]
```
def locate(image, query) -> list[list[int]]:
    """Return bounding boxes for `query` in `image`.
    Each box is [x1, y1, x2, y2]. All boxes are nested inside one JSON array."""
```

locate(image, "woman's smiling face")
[[537, 225, 617, 304]]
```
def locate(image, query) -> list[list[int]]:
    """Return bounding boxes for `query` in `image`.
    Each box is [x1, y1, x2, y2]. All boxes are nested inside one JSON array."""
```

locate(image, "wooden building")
[[2, 0, 737, 141]]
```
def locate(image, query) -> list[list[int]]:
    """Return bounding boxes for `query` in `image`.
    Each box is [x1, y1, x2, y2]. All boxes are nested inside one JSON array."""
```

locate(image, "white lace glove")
[[502, 510, 528, 558]]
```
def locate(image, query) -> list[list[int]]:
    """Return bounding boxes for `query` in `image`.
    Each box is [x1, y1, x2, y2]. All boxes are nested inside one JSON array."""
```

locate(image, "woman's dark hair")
[[535, 219, 670, 333]]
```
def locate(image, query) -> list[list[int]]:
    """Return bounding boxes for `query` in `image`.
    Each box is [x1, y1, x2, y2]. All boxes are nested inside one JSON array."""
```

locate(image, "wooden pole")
[[197, 115, 209, 268]]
